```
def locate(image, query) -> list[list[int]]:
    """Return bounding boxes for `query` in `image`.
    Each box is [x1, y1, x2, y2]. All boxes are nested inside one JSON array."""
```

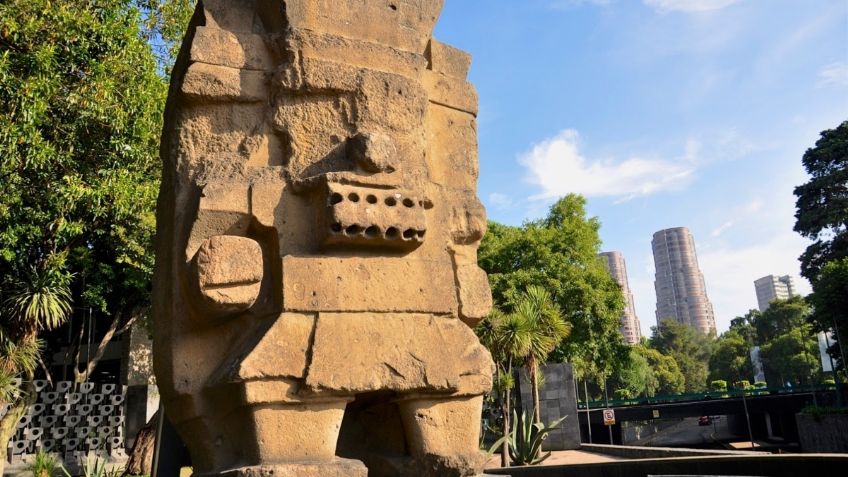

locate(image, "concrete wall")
[[1, 380, 127, 468], [797, 413, 848, 452], [516, 363, 581, 450]]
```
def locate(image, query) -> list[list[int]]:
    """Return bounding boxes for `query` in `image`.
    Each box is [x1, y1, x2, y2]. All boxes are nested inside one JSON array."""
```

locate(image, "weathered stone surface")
[[154, 1, 492, 476], [182, 63, 269, 102], [424, 71, 479, 115], [455, 264, 493, 327], [235, 313, 316, 380], [427, 40, 472, 79], [281, 256, 456, 313], [190, 27, 275, 71], [210, 459, 368, 477], [306, 313, 492, 394], [194, 235, 263, 315]]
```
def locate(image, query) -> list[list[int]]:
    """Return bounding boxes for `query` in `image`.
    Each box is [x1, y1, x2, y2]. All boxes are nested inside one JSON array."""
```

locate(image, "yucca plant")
[[28, 450, 59, 477], [3, 267, 73, 333], [60, 455, 125, 477], [507, 408, 567, 466]]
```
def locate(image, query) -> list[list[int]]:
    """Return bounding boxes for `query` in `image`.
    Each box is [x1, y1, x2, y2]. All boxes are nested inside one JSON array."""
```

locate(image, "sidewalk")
[[485, 449, 623, 469]]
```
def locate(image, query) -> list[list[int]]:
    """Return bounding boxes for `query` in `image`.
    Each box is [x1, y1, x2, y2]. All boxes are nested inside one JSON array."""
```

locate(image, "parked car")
[[698, 416, 712, 426]]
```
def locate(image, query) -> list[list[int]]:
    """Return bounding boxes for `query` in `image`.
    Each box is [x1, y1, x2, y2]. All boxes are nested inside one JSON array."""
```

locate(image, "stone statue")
[[153, 1, 494, 476]]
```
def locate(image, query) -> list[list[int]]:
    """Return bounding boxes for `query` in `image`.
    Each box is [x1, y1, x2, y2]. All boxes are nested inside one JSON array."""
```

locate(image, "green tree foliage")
[[609, 346, 654, 398], [709, 328, 755, 385], [650, 319, 713, 393], [0, 0, 166, 469], [728, 309, 758, 345], [638, 344, 685, 395], [479, 194, 629, 376], [794, 120, 848, 282], [756, 298, 820, 386], [808, 258, 848, 370], [609, 344, 685, 398], [754, 296, 810, 343]]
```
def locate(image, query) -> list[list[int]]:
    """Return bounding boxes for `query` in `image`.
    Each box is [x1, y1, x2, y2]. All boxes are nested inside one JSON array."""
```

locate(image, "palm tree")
[[0, 267, 72, 475], [477, 309, 531, 467], [513, 285, 571, 424]]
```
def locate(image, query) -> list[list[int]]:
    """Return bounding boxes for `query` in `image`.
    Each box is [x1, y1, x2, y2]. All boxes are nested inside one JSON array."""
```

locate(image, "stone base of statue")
[[366, 452, 492, 477], [196, 458, 368, 477]]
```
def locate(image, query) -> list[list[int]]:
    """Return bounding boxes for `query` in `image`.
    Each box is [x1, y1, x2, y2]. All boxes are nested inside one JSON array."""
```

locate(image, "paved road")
[[641, 417, 730, 447]]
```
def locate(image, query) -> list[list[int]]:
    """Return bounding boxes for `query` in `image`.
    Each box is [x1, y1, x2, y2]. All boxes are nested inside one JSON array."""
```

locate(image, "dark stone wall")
[[516, 363, 581, 450], [797, 413, 848, 452]]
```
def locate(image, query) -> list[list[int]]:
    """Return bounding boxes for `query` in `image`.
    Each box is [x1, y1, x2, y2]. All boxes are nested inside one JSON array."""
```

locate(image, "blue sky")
[[433, 0, 848, 336]]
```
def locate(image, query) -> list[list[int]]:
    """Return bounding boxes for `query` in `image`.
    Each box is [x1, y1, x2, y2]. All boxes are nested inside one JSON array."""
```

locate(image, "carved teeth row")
[[329, 191, 422, 209], [329, 223, 426, 241]]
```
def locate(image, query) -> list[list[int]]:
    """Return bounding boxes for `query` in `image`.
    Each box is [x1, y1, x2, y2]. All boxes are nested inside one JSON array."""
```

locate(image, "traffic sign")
[[603, 409, 615, 426]]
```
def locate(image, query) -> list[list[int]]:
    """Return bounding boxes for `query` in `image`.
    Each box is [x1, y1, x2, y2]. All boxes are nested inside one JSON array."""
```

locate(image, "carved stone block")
[[154, 1, 493, 476]]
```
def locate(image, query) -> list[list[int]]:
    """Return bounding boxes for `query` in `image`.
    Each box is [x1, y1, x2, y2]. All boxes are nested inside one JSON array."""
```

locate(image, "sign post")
[[602, 409, 615, 445]]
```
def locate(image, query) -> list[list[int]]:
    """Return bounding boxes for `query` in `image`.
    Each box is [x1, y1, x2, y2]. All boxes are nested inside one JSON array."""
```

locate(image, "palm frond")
[[3, 267, 73, 331]]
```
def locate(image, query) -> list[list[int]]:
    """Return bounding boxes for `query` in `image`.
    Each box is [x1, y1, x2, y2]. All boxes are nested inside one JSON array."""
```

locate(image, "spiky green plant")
[[28, 450, 59, 477], [3, 268, 73, 333], [507, 408, 567, 466], [60, 455, 124, 477]]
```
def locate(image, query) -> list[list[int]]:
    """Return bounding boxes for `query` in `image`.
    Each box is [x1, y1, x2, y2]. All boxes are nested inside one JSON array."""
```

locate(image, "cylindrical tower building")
[[652, 227, 716, 334], [599, 251, 641, 344]]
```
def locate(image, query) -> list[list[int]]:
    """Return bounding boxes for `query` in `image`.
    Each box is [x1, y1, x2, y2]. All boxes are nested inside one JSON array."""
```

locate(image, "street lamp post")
[[741, 388, 755, 451]]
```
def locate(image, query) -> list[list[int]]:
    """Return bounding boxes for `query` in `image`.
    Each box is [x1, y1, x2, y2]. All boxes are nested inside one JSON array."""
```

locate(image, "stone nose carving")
[[347, 131, 397, 174], [194, 235, 264, 316]]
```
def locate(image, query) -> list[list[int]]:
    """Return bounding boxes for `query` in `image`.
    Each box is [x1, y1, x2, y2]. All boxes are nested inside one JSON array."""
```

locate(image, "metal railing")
[[577, 383, 837, 409]]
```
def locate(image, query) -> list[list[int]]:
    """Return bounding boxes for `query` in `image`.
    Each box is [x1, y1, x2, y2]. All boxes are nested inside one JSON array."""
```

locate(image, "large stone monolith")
[[153, 1, 493, 476]]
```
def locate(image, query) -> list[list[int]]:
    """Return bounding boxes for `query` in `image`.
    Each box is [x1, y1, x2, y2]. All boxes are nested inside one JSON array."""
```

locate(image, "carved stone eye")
[[194, 235, 263, 316]]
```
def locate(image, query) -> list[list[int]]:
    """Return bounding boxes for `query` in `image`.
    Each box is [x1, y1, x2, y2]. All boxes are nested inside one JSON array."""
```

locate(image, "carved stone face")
[[154, 1, 493, 475]]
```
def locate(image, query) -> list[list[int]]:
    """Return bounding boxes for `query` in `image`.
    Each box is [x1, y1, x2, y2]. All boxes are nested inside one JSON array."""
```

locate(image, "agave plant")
[[507, 408, 567, 466]]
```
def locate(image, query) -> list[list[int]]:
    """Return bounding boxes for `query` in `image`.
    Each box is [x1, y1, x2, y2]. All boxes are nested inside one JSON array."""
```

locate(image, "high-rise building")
[[754, 275, 797, 311], [599, 251, 641, 345], [652, 227, 716, 334]]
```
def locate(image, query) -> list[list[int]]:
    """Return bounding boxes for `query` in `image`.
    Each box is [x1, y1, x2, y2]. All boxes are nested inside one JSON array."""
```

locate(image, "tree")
[[808, 258, 848, 372], [0, 1, 165, 470], [650, 319, 713, 393], [754, 296, 809, 343], [637, 345, 685, 396], [476, 309, 531, 467], [709, 329, 755, 385], [512, 286, 570, 424], [609, 346, 655, 398], [755, 298, 820, 386], [794, 120, 848, 282], [479, 195, 629, 377]]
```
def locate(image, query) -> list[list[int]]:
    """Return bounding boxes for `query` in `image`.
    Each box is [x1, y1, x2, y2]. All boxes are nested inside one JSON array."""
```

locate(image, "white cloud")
[[818, 62, 848, 87], [644, 0, 741, 13], [487, 192, 515, 210], [711, 221, 734, 237], [519, 129, 695, 201]]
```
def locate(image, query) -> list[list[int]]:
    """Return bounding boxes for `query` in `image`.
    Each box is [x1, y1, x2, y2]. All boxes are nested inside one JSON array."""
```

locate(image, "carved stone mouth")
[[322, 182, 428, 251]]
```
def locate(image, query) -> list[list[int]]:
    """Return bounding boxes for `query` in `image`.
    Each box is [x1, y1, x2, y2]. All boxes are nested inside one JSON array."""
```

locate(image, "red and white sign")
[[603, 409, 616, 426]]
